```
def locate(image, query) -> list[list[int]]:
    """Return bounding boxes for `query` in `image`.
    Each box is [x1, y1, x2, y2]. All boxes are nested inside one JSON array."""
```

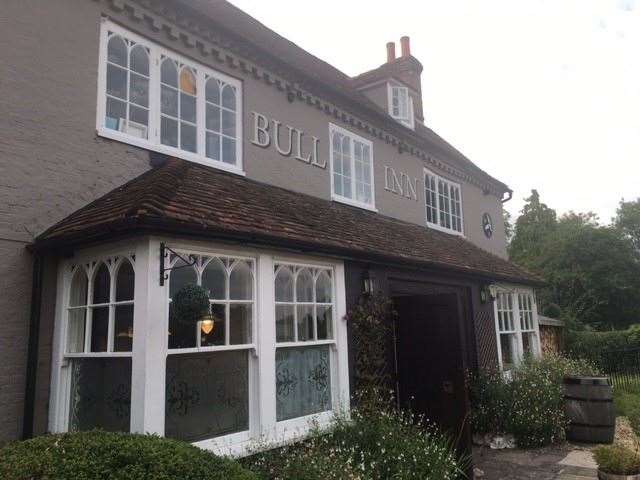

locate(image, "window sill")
[[331, 194, 378, 213], [276, 339, 336, 349], [425, 221, 465, 237], [97, 127, 246, 177]]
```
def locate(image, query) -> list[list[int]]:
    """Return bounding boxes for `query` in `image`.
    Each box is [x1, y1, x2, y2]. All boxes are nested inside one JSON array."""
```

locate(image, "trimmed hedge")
[[565, 325, 640, 366], [0, 430, 257, 480]]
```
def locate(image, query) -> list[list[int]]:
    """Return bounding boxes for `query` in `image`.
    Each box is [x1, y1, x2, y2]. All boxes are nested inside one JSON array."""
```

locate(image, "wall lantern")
[[363, 270, 377, 295], [480, 285, 495, 304]]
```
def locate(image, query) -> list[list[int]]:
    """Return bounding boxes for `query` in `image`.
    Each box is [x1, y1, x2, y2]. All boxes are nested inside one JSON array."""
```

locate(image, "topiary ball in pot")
[[170, 284, 210, 326]]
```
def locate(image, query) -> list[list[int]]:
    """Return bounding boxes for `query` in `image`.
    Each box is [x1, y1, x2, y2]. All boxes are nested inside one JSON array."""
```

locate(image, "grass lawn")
[[614, 386, 640, 417]]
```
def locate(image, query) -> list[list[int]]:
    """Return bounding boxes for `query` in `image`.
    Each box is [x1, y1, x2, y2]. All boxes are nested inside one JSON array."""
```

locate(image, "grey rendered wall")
[[0, 0, 508, 442], [0, 0, 153, 442]]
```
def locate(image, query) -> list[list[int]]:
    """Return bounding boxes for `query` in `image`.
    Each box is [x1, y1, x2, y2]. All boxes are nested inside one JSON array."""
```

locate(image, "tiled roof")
[[34, 159, 540, 285], [166, 0, 510, 194]]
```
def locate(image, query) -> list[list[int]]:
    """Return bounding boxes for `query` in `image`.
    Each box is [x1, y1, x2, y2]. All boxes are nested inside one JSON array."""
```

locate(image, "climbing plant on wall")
[[346, 292, 397, 410]]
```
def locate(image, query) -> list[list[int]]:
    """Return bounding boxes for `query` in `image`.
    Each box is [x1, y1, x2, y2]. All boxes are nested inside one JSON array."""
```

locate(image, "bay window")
[[329, 123, 375, 211], [424, 168, 463, 235], [493, 287, 540, 370], [98, 20, 242, 173], [52, 241, 349, 455]]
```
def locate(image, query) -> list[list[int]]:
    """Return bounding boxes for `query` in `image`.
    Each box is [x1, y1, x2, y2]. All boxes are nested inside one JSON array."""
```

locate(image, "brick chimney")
[[353, 36, 425, 123], [400, 36, 411, 57]]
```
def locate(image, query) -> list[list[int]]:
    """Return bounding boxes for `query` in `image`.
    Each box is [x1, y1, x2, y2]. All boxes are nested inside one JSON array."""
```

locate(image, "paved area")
[[473, 444, 598, 480]]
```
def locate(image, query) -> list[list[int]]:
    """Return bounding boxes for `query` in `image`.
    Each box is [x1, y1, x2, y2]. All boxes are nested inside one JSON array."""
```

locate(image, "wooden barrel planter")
[[563, 375, 615, 444]]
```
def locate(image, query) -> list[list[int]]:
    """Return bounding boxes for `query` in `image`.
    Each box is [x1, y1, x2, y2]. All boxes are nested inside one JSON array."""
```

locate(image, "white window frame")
[[492, 285, 541, 371], [96, 19, 244, 175], [387, 82, 415, 129], [423, 168, 464, 236], [273, 262, 338, 432], [328, 123, 377, 212], [49, 238, 350, 457], [49, 243, 138, 433]]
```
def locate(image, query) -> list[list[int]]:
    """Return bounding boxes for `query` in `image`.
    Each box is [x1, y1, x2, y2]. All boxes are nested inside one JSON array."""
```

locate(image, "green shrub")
[[243, 408, 466, 480], [594, 444, 640, 475], [0, 430, 257, 480], [469, 354, 598, 448], [565, 326, 640, 367], [468, 369, 510, 435]]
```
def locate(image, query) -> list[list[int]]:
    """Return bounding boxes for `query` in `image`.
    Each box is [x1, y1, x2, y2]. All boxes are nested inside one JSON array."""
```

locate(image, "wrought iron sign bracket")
[[159, 242, 197, 286]]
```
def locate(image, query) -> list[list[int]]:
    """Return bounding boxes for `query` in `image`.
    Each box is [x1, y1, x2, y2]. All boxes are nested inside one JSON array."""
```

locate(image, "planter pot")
[[598, 470, 640, 480]]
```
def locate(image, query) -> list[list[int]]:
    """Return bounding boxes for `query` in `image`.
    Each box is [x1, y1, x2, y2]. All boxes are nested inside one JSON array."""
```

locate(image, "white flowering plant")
[[242, 405, 467, 480], [469, 354, 598, 448]]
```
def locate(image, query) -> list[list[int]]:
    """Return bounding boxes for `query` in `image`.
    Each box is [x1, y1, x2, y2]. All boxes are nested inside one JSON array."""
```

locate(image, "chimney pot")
[[400, 36, 411, 57], [386, 42, 396, 63]]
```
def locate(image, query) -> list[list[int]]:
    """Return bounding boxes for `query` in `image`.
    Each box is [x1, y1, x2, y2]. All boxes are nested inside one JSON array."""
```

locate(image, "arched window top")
[[180, 67, 197, 95], [229, 260, 253, 300], [202, 257, 226, 300], [341, 134, 350, 153], [206, 78, 220, 105], [275, 266, 294, 302], [69, 267, 88, 307], [169, 256, 198, 299], [221, 84, 236, 110], [92, 263, 111, 304], [130, 44, 149, 76], [161, 58, 178, 87], [115, 259, 135, 302], [107, 35, 127, 67], [315, 270, 332, 303], [296, 268, 314, 302], [332, 131, 341, 150]]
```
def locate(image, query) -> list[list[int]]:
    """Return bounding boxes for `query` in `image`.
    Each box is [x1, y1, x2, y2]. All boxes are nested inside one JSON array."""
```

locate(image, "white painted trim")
[[48, 237, 350, 455], [328, 123, 377, 211], [491, 285, 542, 371], [387, 82, 415, 130], [423, 167, 465, 236], [96, 19, 244, 175]]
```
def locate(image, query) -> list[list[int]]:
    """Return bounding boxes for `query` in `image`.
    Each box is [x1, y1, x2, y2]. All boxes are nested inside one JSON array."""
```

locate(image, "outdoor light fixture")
[[480, 285, 496, 304], [363, 270, 376, 295]]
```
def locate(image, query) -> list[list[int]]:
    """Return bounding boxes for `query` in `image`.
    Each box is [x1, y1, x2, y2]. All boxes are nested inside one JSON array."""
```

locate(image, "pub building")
[[1, 0, 541, 462]]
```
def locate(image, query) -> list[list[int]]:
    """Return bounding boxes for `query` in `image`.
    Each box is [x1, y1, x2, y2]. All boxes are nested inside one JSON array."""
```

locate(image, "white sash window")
[[424, 168, 464, 235]]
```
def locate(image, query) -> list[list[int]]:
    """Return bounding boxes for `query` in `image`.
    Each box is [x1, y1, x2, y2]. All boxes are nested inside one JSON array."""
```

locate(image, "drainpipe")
[[22, 251, 43, 439], [501, 190, 513, 204]]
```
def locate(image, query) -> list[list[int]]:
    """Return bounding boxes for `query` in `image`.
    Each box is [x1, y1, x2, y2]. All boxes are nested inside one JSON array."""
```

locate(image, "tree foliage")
[[616, 198, 640, 251], [508, 191, 640, 330]]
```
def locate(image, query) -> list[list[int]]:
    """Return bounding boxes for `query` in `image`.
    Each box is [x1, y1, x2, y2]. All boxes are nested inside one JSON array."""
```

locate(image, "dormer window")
[[388, 84, 414, 129]]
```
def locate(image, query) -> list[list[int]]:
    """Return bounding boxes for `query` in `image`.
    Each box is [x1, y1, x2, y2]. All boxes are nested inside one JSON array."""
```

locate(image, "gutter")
[[501, 190, 513, 203], [22, 250, 43, 439]]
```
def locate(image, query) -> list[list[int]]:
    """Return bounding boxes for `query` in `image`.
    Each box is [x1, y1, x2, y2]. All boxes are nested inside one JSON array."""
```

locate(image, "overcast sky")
[[229, 0, 639, 223]]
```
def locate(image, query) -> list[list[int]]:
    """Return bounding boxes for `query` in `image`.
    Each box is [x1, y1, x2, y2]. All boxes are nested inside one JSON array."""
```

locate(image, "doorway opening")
[[393, 293, 471, 450]]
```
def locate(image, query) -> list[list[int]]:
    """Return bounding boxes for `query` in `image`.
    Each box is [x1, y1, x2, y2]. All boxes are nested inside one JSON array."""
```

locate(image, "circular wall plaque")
[[482, 213, 494, 238]]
